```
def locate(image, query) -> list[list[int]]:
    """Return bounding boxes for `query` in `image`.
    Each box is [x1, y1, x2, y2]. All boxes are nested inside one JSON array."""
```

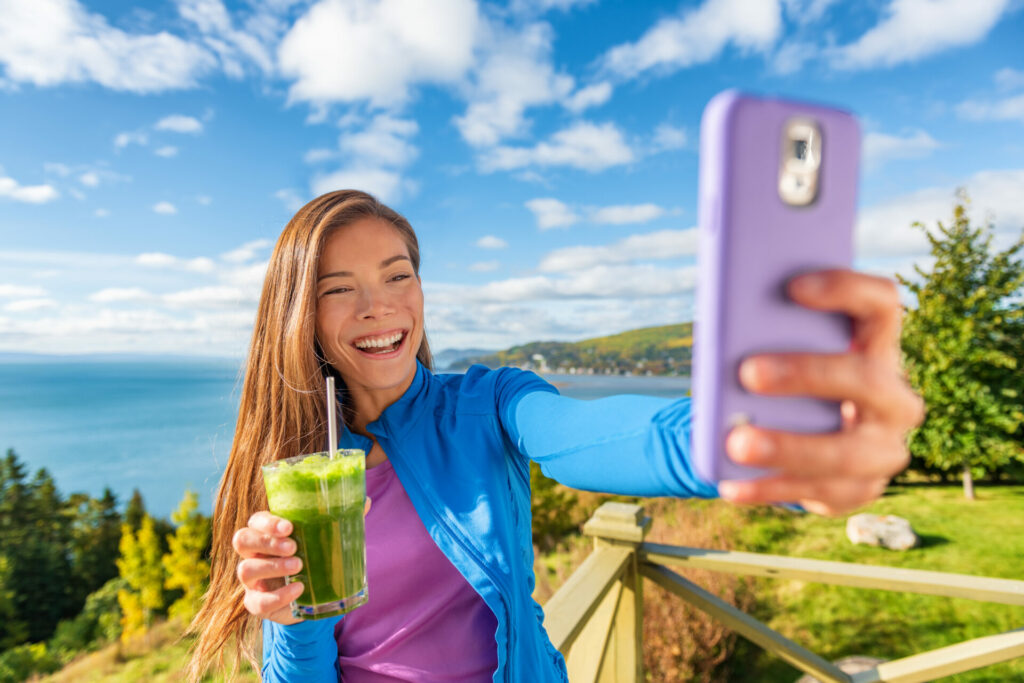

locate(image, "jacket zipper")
[[383, 439, 516, 683]]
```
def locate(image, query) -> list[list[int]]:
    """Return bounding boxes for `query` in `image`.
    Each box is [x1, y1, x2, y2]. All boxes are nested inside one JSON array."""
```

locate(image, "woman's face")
[[315, 217, 425, 401]]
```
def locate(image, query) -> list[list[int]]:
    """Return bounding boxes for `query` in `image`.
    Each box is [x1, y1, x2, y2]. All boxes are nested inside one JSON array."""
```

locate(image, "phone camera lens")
[[794, 139, 808, 161]]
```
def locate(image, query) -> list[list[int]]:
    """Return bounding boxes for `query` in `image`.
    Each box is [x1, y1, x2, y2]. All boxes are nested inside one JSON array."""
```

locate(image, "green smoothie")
[[262, 450, 367, 620]]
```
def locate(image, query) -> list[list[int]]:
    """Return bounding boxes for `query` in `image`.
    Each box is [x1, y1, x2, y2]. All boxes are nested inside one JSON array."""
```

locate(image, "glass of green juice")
[[261, 449, 368, 620]]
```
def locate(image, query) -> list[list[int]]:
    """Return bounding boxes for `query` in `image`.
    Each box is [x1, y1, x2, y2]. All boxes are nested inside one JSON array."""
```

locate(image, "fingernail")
[[740, 358, 784, 387], [739, 359, 760, 388], [791, 273, 825, 297], [729, 427, 774, 464], [278, 539, 295, 553], [276, 520, 292, 535], [719, 481, 741, 500], [285, 558, 301, 572]]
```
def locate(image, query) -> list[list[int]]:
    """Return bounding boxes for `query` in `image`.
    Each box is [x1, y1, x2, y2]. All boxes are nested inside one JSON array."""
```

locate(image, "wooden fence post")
[[580, 502, 652, 683]]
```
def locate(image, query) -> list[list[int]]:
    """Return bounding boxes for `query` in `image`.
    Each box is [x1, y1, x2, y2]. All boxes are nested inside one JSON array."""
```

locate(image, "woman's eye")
[[323, 287, 351, 296], [389, 273, 411, 282]]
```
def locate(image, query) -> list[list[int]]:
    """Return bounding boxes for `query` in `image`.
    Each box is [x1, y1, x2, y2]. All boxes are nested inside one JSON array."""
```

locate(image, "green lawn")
[[729, 485, 1024, 682]]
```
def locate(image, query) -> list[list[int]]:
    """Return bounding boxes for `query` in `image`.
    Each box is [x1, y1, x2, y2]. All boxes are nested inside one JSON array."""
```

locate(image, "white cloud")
[[185, 257, 216, 273], [153, 201, 178, 215], [856, 169, 1024, 257], [196, 195, 212, 206], [221, 239, 272, 263], [770, 41, 817, 75], [591, 203, 666, 225], [781, 0, 840, 24], [469, 260, 500, 272], [44, 162, 71, 177], [89, 287, 153, 303], [481, 121, 634, 173], [339, 115, 418, 167], [476, 235, 508, 249], [78, 171, 100, 187], [114, 131, 148, 149], [304, 148, 335, 164], [0, 175, 59, 203], [0, 0, 214, 93], [651, 124, 686, 152], [454, 21, 574, 147], [863, 129, 941, 168], [511, 0, 598, 13], [444, 263, 698, 302], [163, 285, 249, 309], [995, 67, 1024, 92], [176, 0, 275, 78], [539, 229, 698, 272], [956, 94, 1024, 125], [94, 208, 109, 218], [525, 198, 580, 230], [274, 188, 305, 212], [137, 252, 178, 267], [155, 114, 203, 133], [4, 298, 58, 312], [563, 81, 613, 113], [278, 0, 479, 107], [0, 284, 47, 298], [831, 0, 1010, 70], [312, 168, 414, 204], [155, 146, 179, 158], [600, 0, 782, 80]]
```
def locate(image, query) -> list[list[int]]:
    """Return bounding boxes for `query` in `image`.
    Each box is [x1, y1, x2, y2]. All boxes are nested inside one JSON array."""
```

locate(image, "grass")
[[729, 485, 1024, 682], [40, 620, 259, 683]]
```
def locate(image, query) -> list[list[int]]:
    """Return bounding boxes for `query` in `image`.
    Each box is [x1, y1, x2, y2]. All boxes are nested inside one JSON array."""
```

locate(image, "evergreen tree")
[[67, 488, 122, 599], [0, 556, 28, 650], [116, 516, 165, 641], [898, 194, 1024, 498], [162, 490, 211, 622], [124, 489, 146, 532], [22, 468, 74, 640]]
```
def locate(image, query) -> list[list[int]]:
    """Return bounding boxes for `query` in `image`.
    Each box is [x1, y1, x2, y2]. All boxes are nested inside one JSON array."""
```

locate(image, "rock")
[[795, 656, 887, 682], [846, 513, 919, 550]]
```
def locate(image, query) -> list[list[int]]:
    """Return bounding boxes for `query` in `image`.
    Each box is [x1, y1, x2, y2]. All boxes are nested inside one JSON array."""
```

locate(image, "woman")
[[189, 190, 923, 681]]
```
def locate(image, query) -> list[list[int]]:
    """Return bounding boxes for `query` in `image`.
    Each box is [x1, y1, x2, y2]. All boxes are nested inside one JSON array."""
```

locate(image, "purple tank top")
[[334, 459, 498, 681]]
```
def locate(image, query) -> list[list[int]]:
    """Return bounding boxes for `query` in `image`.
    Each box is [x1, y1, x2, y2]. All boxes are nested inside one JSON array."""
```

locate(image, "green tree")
[[0, 556, 27, 650], [530, 463, 582, 553], [124, 488, 146, 532], [162, 489, 211, 622], [898, 194, 1024, 499], [116, 516, 165, 641], [67, 488, 122, 599]]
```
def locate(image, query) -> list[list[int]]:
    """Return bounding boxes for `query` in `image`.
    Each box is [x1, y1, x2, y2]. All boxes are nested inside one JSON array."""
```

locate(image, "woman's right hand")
[[233, 511, 304, 625]]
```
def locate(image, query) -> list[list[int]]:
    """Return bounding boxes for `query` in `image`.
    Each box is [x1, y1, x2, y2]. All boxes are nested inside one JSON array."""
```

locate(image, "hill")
[[451, 323, 693, 376]]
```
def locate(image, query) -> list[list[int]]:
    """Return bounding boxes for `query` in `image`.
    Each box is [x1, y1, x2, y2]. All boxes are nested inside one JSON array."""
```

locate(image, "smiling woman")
[[187, 189, 921, 683]]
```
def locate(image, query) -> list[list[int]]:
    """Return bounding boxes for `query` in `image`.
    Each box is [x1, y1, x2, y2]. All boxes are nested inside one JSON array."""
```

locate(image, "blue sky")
[[1, 0, 1022, 357]]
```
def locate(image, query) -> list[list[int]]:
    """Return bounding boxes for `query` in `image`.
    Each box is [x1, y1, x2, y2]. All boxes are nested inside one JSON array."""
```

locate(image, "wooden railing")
[[542, 502, 1024, 683]]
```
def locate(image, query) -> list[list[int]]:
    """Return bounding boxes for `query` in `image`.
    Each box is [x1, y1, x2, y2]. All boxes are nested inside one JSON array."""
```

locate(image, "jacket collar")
[[339, 360, 431, 442]]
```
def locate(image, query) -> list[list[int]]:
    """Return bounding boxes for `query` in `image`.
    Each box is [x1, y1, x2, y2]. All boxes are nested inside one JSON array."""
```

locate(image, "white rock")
[[846, 513, 919, 551]]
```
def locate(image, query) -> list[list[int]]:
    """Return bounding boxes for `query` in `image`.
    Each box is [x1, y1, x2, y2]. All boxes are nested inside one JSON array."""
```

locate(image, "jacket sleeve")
[[262, 617, 342, 682], [495, 368, 719, 499]]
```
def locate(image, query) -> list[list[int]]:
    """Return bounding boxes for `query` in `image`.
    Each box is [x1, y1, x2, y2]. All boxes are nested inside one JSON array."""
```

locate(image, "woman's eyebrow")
[[317, 254, 411, 282]]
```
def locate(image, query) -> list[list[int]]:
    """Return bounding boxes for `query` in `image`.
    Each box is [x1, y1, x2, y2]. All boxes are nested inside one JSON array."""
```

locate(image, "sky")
[[0, 0, 1022, 358]]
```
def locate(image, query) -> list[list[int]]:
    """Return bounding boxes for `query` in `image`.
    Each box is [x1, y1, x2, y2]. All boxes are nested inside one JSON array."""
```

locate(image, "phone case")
[[692, 91, 860, 483]]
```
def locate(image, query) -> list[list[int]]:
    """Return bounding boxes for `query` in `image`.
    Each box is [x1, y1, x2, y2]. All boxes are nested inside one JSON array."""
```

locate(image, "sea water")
[[0, 358, 690, 517]]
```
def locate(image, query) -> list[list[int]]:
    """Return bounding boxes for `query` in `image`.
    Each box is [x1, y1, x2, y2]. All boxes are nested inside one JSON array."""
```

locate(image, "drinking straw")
[[326, 376, 338, 458]]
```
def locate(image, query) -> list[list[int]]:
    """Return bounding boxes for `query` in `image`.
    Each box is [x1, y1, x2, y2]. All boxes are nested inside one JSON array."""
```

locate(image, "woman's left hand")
[[720, 269, 926, 516]]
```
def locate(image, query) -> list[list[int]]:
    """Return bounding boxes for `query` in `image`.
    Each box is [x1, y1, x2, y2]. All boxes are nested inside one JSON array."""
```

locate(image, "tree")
[[116, 516, 165, 641], [898, 194, 1024, 499], [124, 489, 146, 532], [162, 490, 211, 622], [0, 556, 27, 650], [67, 488, 122, 599]]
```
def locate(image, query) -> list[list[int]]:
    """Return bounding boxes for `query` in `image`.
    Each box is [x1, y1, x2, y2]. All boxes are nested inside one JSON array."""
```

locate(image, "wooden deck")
[[543, 502, 1024, 683]]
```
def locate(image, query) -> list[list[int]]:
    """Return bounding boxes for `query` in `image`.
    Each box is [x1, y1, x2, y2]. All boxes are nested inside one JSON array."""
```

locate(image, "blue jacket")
[[263, 362, 717, 682]]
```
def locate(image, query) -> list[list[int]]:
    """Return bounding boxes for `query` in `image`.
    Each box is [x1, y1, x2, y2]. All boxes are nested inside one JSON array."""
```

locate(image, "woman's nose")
[[356, 285, 394, 319]]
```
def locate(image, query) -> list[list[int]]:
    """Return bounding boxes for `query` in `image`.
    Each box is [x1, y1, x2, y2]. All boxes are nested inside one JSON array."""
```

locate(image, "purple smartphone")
[[692, 90, 860, 483]]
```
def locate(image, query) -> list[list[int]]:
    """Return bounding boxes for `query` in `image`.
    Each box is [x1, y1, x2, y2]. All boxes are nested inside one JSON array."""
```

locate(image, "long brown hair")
[[188, 190, 433, 679]]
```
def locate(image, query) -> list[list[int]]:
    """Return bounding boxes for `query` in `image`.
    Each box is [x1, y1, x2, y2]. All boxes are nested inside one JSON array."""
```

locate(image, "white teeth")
[[354, 332, 404, 349]]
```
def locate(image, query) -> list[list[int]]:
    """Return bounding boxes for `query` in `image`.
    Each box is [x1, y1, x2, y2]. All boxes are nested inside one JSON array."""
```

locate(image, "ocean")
[[0, 359, 690, 518]]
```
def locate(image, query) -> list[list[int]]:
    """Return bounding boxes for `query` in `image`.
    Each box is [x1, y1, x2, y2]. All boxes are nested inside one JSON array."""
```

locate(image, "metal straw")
[[326, 376, 338, 457]]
